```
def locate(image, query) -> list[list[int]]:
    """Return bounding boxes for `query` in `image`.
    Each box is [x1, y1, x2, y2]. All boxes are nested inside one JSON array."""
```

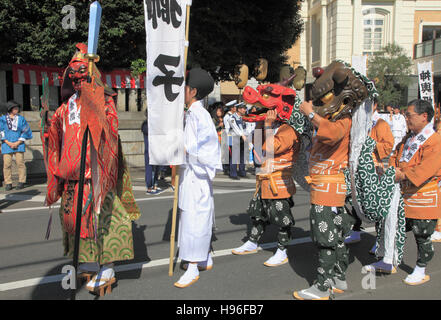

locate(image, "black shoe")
[[238, 173, 247, 178], [16, 183, 24, 190], [230, 176, 240, 180], [5, 184, 12, 191]]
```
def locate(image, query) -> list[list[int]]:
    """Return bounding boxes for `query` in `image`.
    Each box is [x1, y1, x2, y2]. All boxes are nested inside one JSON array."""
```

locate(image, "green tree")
[[367, 43, 413, 107], [0, 0, 145, 70], [0, 0, 303, 81], [188, 0, 304, 82]]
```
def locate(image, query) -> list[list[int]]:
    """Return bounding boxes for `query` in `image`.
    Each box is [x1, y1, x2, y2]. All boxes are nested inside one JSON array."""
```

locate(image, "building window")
[[363, 13, 385, 55], [361, 7, 390, 56], [422, 26, 441, 42]]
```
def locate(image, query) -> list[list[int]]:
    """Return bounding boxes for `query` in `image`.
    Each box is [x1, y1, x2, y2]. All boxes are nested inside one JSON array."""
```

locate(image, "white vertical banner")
[[417, 60, 435, 110], [351, 55, 368, 76], [144, 0, 188, 165]]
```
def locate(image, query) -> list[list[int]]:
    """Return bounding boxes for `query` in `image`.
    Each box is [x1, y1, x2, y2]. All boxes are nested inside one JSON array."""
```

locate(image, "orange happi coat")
[[257, 123, 301, 199], [370, 118, 394, 167], [309, 117, 351, 207], [390, 132, 441, 220]]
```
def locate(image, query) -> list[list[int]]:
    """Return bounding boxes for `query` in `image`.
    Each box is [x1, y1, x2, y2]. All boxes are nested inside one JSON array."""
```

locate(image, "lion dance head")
[[307, 60, 378, 121]]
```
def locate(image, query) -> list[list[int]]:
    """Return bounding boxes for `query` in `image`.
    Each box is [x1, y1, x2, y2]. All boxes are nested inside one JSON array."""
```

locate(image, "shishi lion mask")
[[241, 83, 296, 122], [309, 60, 369, 121], [241, 66, 307, 123]]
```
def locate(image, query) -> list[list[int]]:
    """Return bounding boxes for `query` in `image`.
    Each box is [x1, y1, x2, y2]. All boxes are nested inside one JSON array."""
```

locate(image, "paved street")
[[0, 170, 441, 300]]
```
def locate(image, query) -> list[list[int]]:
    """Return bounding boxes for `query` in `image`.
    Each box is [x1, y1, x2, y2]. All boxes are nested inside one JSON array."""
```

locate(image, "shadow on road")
[[346, 230, 379, 268], [0, 189, 41, 211], [162, 208, 180, 242], [30, 263, 76, 300], [117, 222, 150, 282], [229, 212, 253, 243], [30, 221, 150, 300]]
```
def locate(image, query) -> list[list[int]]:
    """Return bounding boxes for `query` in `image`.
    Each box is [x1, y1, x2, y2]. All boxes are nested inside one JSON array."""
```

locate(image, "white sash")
[[6, 115, 18, 131], [68, 93, 81, 126], [400, 123, 434, 163]]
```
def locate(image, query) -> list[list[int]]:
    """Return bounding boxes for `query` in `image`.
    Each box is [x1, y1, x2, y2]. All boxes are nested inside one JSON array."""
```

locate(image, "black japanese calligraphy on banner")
[[144, 0, 186, 165], [417, 61, 435, 110], [422, 96, 433, 105], [421, 82, 432, 93], [420, 71, 431, 82], [152, 54, 184, 102], [145, 0, 182, 30]]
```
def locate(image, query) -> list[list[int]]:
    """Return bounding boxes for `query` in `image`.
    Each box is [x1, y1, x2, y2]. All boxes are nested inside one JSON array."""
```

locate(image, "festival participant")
[[174, 68, 221, 288], [231, 80, 309, 268], [345, 98, 394, 245], [391, 105, 407, 151], [381, 104, 394, 128], [432, 118, 441, 243], [293, 99, 356, 300], [291, 59, 380, 300], [42, 43, 141, 296], [366, 99, 441, 285], [0, 101, 33, 190]]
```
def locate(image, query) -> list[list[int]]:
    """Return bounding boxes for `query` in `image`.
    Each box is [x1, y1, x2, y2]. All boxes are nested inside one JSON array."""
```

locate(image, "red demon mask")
[[68, 61, 88, 91], [242, 84, 296, 122], [67, 43, 88, 92]]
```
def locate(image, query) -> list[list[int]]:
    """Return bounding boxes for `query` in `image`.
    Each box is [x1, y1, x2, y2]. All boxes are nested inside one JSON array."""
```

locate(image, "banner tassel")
[[45, 206, 53, 240]]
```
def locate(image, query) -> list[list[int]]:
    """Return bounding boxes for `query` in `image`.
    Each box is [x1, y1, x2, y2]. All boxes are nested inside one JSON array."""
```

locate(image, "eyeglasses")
[[404, 112, 420, 119]]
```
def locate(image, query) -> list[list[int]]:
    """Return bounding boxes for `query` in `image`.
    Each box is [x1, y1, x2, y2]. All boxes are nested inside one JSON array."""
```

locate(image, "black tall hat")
[[186, 68, 214, 100]]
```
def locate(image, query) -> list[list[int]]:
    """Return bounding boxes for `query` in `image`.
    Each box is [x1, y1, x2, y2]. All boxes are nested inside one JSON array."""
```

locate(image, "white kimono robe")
[[178, 100, 222, 262], [390, 114, 407, 151]]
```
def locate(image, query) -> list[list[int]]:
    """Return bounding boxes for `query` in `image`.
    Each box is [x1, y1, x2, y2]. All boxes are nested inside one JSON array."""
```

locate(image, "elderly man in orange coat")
[[390, 99, 441, 285]]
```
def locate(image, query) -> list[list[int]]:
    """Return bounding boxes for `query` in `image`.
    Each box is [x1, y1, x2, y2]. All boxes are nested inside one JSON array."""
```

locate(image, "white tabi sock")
[[177, 263, 200, 285], [87, 263, 115, 288], [233, 240, 258, 253], [412, 265, 426, 276], [264, 248, 288, 266], [404, 265, 427, 283], [431, 231, 441, 241]]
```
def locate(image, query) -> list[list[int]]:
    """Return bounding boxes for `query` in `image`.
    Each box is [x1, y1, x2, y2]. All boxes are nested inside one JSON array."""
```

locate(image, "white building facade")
[[298, 0, 441, 104]]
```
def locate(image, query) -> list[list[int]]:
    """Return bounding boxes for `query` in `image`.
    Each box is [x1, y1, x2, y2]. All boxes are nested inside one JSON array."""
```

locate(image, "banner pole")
[[169, 3, 191, 277]]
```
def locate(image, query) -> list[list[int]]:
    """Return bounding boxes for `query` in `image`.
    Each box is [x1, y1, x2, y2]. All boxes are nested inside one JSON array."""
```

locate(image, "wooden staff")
[[169, 3, 191, 277]]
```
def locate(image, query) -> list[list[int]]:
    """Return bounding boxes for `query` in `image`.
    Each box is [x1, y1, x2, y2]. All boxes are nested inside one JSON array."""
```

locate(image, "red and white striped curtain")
[[12, 64, 146, 89]]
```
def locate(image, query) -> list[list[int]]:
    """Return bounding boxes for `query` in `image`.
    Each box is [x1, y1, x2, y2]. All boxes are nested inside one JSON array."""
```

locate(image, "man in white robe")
[[174, 68, 222, 288], [390, 105, 407, 151]]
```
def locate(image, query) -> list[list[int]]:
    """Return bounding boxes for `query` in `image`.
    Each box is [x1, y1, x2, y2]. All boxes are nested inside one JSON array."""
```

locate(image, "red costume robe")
[[44, 92, 119, 239]]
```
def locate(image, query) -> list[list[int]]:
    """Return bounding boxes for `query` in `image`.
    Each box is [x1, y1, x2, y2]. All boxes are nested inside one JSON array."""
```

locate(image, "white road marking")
[[132, 175, 256, 183], [0, 227, 376, 292], [0, 194, 48, 202], [0, 188, 256, 213]]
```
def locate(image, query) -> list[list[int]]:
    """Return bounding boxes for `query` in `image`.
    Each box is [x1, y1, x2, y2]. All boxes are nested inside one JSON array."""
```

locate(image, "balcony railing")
[[414, 38, 441, 59]]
